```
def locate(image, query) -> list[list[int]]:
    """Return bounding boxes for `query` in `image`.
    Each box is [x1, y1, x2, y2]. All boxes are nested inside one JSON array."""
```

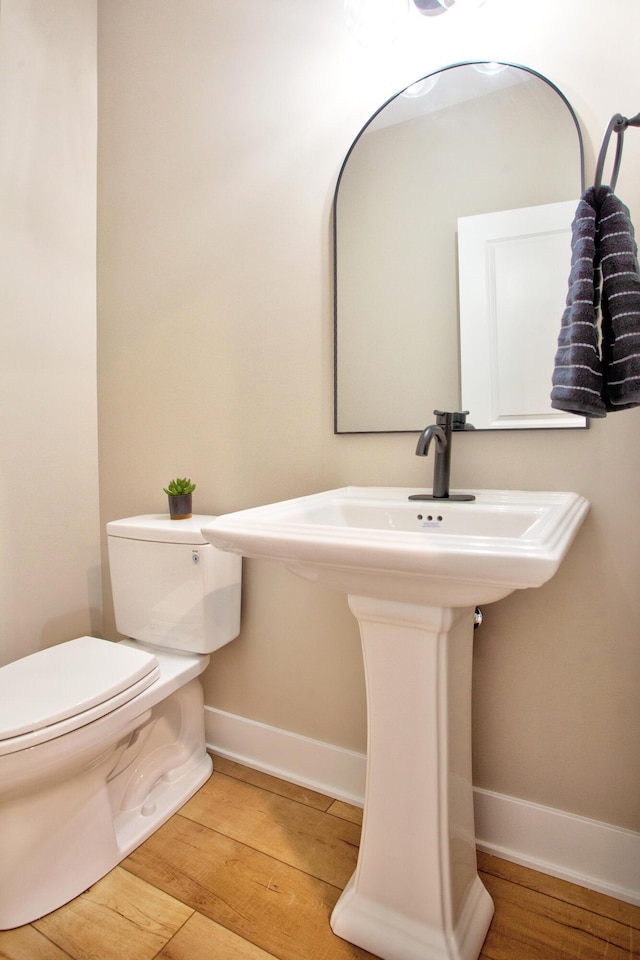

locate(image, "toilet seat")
[[0, 636, 159, 756]]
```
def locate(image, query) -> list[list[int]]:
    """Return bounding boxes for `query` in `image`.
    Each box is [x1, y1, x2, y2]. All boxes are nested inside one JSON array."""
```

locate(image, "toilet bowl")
[[0, 515, 241, 930]]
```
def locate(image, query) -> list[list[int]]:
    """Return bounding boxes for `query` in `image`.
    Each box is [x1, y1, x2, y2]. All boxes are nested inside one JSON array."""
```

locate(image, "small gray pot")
[[168, 493, 192, 520]]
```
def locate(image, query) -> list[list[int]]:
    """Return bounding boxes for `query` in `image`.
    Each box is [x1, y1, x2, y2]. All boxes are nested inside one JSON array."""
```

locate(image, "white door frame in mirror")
[[458, 200, 586, 430]]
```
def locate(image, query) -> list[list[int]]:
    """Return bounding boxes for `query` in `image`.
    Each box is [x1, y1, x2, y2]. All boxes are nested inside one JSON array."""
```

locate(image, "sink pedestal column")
[[331, 597, 494, 960]]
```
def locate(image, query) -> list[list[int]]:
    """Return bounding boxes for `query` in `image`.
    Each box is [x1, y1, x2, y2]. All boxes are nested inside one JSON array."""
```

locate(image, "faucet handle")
[[433, 410, 474, 430]]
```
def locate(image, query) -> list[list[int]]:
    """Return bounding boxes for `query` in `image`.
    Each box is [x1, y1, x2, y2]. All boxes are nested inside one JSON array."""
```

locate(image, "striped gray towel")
[[551, 188, 606, 417], [598, 188, 640, 409], [551, 187, 640, 416]]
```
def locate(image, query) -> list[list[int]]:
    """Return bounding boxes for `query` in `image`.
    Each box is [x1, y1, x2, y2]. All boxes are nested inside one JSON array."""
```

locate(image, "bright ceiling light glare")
[[400, 75, 440, 98], [344, 0, 408, 46], [472, 61, 508, 74], [412, 0, 452, 17]]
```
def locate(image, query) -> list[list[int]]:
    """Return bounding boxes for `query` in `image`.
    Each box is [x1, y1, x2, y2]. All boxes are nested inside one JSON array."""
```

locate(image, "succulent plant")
[[163, 477, 196, 496]]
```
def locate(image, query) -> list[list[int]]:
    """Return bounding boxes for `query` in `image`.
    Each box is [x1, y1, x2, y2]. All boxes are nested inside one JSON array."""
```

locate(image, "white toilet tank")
[[106, 514, 242, 654]]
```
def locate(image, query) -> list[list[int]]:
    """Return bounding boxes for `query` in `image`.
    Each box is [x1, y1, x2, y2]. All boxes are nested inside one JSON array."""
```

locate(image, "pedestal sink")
[[201, 487, 589, 960]]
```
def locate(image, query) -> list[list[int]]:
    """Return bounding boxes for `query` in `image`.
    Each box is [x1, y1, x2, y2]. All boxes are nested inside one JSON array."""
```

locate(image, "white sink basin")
[[201, 486, 589, 605]]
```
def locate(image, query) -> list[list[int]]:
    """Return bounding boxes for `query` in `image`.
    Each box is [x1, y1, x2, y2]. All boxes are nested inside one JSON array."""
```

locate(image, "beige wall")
[[97, 0, 640, 833], [0, 0, 100, 667]]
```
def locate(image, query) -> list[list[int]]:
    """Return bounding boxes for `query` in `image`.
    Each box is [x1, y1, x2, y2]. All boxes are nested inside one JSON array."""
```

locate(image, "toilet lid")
[[0, 636, 159, 741]]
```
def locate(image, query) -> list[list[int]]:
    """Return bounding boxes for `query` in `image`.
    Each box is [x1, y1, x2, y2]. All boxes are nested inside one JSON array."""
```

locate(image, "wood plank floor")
[[1, 756, 638, 960]]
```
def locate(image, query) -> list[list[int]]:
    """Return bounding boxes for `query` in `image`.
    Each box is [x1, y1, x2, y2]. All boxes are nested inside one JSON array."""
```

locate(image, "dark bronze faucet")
[[409, 410, 475, 502]]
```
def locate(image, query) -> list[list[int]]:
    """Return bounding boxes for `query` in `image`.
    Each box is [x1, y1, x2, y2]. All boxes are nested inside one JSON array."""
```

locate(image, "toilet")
[[0, 514, 241, 930]]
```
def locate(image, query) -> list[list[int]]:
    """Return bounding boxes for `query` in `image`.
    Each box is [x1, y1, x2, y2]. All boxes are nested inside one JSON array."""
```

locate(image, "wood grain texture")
[[0, 924, 74, 959], [212, 756, 335, 812], [33, 867, 192, 960], [478, 854, 640, 960], [124, 815, 375, 960], [326, 800, 364, 827], [179, 770, 361, 887], [1, 759, 638, 960], [156, 911, 278, 960]]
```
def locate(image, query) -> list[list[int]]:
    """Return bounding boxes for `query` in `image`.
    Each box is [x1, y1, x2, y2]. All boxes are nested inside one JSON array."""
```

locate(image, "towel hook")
[[594, 111, 640, 194]]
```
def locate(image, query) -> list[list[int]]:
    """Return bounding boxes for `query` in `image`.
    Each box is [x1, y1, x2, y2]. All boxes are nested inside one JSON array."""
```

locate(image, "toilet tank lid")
[[0, 637, 159, 741], [107, 514, 216, 545]]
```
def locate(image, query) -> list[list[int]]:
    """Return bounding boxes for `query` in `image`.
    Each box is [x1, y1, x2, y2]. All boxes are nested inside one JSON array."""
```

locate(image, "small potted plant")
[[164, 477, 196, 520]]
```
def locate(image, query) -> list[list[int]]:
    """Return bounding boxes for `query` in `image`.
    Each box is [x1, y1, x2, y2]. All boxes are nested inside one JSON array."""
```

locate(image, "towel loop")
[[594, 111, 640, 194]]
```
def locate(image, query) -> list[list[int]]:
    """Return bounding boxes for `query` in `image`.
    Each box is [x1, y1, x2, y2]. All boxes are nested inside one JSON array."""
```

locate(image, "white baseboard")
[[205, 706, 640, 906], [473, 787, 640, 906], [205, 705, 367, 806]]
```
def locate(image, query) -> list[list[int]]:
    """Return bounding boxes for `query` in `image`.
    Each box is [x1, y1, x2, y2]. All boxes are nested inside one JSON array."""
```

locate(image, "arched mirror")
[[334, 61, 586, 432]]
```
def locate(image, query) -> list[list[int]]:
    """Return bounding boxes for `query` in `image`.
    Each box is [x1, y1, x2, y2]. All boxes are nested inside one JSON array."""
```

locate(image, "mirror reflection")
[[334, 62, 586, 433]]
